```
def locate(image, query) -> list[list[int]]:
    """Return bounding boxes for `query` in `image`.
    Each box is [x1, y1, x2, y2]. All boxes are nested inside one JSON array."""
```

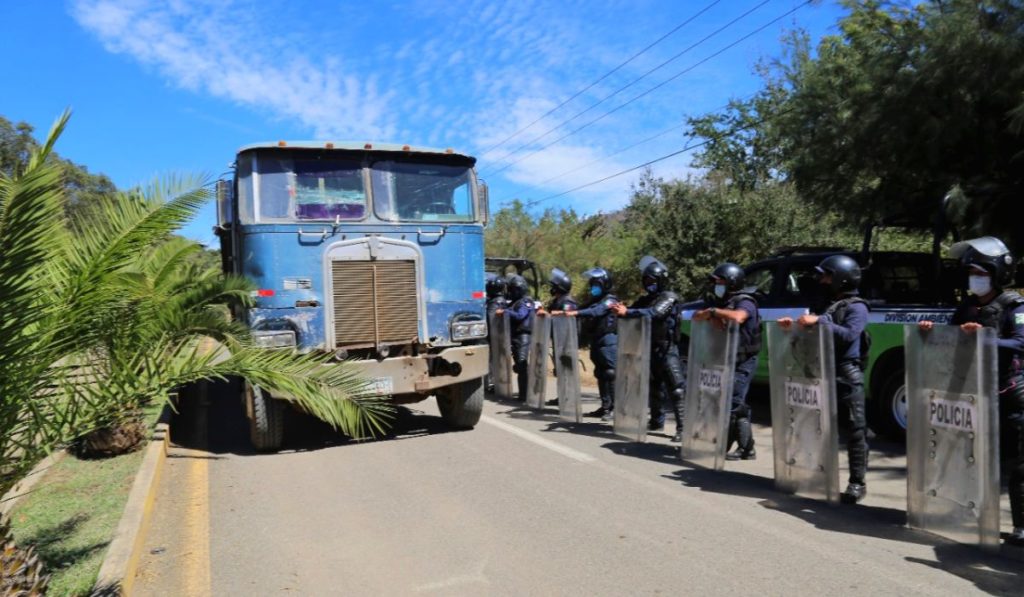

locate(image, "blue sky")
[[1, 1, 846, 246]]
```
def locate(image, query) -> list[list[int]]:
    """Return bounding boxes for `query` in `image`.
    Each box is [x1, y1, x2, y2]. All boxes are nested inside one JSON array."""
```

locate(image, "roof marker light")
[[277, 140, 287, 147], [326, 142, 334, 149], [364, 143, 373, 149], [402, 144, 411, 151]]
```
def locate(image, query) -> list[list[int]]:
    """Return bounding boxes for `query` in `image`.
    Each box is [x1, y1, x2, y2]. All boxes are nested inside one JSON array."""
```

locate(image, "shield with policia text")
[[614, 317, 651, 442], [767, 323, 840, 503], [681, 320, 738, 470], [525, 314, 552, 410], [905, 325, 1000, 549], [489, 312, 514, 399], [552, 315, 582, 423]]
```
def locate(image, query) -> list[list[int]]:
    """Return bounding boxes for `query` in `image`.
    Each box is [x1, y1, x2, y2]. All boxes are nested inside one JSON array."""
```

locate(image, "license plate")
[[369, 377, 393, 396]]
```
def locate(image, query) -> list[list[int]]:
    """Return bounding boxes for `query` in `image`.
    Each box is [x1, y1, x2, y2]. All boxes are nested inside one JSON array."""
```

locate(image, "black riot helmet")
[[549, 268, 572, 295], [950, 236, 1015, 287], [485, 273, 507, 299], [583, 267, 613, 297], [506, 274, 529, 301], [815, 255, 861, 295], [639, 255, 669, 293], [709, 263, 745, 295]]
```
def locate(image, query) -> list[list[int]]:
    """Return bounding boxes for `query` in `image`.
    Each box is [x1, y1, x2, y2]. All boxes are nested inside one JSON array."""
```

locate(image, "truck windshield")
[[258, 157, 366, 221], [371, 161, 475, 222]]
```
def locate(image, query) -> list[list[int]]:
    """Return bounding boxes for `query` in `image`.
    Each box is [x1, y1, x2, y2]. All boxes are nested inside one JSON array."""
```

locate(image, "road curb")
[[0, 450, 68, 519], [93, 402, 174, 596]]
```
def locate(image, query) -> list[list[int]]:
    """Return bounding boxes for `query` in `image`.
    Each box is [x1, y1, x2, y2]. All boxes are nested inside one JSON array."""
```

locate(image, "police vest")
[[724, 293, 762, 360], [975, 291, 1024, 335], [509, 297, 535, 335], [582, 294, 619, 339], [825, 296, 871, 369], [547, 294, 578, 312]]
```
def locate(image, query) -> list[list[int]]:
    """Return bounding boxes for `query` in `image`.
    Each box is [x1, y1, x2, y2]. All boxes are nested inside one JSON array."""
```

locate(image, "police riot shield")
[[525, 314, 552, 410], [614, 317, 651, 442], [681, 320, 738, 470], [551, 316, 582, 423], [767, 323, 840, 503], [488, 312, 514, 399], [905, 325, 1000, 549]]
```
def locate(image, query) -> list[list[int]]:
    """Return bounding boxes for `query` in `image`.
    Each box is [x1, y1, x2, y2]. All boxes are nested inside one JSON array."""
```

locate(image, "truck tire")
[[872, 367, 908, 440], [437, 378, 484, 429], [244, 382, 284, 451]]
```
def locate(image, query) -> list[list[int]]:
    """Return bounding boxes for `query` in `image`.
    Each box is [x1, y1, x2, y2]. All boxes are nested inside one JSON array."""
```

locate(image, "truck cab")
[[216, 141, 490, 449]]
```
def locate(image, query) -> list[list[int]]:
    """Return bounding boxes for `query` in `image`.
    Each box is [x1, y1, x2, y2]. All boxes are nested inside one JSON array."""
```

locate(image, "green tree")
[[0, 114, 117, 223], [0, 113, 390, 497], [687, 0, 1024, 251]]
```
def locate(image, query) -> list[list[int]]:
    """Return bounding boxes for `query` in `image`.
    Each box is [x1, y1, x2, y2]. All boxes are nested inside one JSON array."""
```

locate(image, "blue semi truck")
[[215, 141, 490, 450]]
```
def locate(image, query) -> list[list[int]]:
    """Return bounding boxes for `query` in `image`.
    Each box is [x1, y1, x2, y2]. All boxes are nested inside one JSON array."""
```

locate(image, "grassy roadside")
[[8, 403, 164, 596]]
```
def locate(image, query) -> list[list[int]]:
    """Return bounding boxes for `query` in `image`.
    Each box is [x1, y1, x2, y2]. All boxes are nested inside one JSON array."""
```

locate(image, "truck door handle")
[[298, 227, 328, 243], [417, 228, 446, 243]]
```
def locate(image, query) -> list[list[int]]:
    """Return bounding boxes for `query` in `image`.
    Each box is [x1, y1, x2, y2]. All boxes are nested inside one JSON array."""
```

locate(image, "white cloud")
[[71, 0, 397, 139]]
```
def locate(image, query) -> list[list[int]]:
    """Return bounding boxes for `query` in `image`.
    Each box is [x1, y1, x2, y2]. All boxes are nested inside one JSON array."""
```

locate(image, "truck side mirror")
[[478, 181, 489, 225], [215, 179, 233, 227]]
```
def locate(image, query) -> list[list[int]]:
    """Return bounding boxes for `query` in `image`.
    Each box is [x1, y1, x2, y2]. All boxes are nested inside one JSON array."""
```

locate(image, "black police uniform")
[[576, 293, 619, 416], [819, 293, 870, 491], [951, 291, 1024, 531], [624, 291, 686, 431], [506, 294, 536, 401], [718, 292, 761, 456]]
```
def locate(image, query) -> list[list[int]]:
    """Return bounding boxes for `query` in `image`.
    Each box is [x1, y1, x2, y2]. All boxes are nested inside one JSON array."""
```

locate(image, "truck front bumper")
[[353, 345, 489, 395]]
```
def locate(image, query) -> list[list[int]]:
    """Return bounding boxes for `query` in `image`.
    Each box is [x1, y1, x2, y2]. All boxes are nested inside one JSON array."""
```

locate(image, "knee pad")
[[671, 387, 685, 403], [598, 367, 616, 381], [513, 361, 526, 374]]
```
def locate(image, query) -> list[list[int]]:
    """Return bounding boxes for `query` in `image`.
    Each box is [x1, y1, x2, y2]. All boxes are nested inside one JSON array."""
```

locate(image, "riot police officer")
[[692, 263, 761, 459], [780, 255, 870, 504], [495, 274, 536, 402], [485, 273, 509, 394], [557, 268, 618, 421], [612, 257, 686, 441], [545, 268, 578, 312], [918, 237, 1024, 545]]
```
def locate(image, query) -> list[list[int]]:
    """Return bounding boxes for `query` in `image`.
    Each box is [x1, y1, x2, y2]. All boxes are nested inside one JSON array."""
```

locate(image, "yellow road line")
[[181, 386, 212, 596]]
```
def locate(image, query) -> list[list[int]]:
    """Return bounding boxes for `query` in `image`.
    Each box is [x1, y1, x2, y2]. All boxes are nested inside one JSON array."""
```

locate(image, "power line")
[[519, 104, 796, 208], [483, 1, 811, 179], [481, 0, 771, 175], [478, 0, 723, 159]]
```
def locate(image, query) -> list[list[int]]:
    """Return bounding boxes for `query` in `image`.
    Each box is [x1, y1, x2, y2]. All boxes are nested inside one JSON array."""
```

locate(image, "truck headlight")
[[252, 330, 297, 349], [451, 320, 487, 341]]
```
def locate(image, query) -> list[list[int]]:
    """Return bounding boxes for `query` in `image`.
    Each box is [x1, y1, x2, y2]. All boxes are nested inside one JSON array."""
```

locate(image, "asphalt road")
[[134, 380, 1023, 596]]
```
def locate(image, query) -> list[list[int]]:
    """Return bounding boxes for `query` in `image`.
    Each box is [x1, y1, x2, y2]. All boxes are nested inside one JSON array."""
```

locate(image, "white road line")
[[480, 415, 596, 463]]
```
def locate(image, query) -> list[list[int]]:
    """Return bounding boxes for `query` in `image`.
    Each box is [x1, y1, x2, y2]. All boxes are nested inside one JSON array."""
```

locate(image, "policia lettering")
[[614, 257, 686, 441], [779, 254, 869, 505], [919, 236, 1024, 546], [692, 262, 762, 460]]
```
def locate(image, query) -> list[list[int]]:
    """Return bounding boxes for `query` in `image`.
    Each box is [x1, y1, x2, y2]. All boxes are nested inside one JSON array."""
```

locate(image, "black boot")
[[840, 483, 867, 504], [671, 429, 683, 443]]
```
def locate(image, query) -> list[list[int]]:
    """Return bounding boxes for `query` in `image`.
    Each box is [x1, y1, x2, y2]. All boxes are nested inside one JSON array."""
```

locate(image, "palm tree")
[[0, 112, 392, 496]]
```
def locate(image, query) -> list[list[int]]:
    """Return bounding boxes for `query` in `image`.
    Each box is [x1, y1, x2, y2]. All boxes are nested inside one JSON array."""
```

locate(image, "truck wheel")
[[244, 382, 284, 451], [437, 378, 484, 429], [872, 367, 907, 440]]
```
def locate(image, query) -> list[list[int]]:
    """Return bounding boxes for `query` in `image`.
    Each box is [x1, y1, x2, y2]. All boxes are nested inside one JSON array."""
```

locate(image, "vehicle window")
[[864, 263, 926, 303], [745, 266, 775, 296], [780, 262, 822, 307], [257, 157, 366, 221], [371, 161, 475, 222]]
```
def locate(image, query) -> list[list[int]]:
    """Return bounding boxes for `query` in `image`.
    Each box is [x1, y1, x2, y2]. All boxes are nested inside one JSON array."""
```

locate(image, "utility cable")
[[477, 0, 723, 158], [483, 1, 811, 179], [481, 0, 771, 174]]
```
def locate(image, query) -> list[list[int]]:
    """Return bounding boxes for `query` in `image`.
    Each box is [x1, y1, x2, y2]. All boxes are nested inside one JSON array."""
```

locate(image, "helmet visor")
[[950, 236, 1010, 259], [638, 255, 663, 273]]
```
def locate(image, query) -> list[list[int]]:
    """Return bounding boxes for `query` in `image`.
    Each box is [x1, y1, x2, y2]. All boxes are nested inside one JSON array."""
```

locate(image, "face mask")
[[645, 284, 658, 293], [968, 275, 992, 296], [714, 284, 727, 298], [590, 286, 602, 297]]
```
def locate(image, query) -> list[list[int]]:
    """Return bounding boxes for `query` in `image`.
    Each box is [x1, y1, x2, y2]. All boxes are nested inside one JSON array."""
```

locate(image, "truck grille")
[[331, 260, 419, 348]]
